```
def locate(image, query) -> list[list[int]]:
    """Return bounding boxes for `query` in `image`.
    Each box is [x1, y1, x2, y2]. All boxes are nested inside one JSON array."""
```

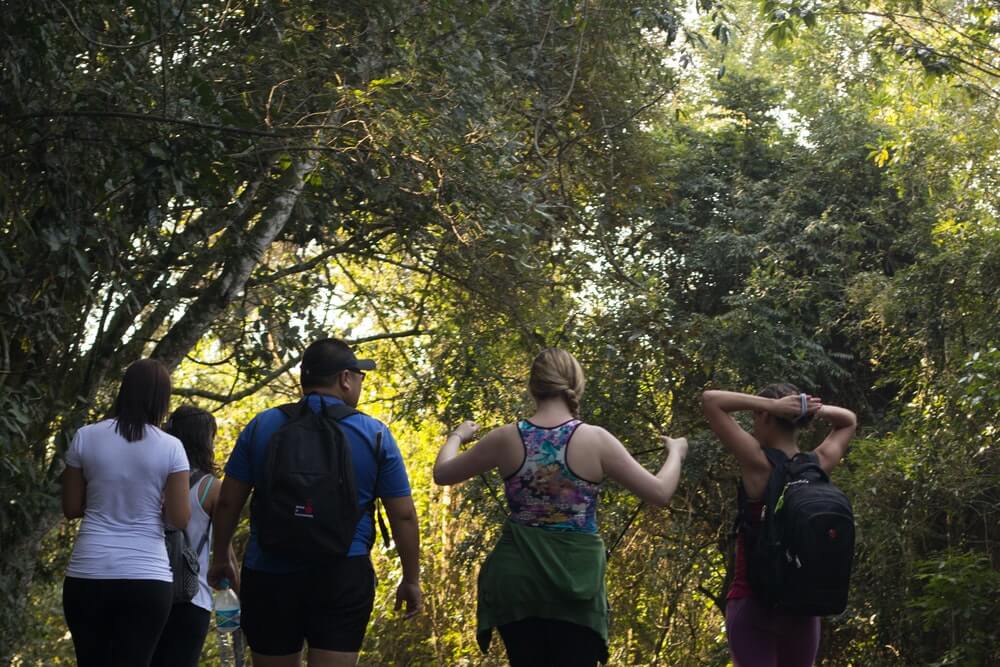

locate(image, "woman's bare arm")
[[61, 466, 86, 519], [163, 470, 191, 529], [433, 421, 507, 486], [813, 406, 858, 473], [600, 429, 688, 507]]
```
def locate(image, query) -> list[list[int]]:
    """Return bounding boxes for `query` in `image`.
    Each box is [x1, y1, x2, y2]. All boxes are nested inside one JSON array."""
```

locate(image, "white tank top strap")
[[195, 474, 214, 508], [184, 473, 214, 611]]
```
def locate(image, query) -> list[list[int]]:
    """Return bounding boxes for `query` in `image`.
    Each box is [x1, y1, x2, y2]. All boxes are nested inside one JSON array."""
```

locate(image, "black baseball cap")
[[300, 338, 376, 381]]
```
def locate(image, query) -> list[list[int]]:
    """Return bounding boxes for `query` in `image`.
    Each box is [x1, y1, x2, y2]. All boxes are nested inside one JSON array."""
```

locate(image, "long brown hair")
[[165, 405, 218, 475], [111, 359, 172, 442]]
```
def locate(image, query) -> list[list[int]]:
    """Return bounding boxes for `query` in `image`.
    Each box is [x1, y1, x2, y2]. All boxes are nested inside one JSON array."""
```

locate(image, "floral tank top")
[[504, 419, 600, 533]]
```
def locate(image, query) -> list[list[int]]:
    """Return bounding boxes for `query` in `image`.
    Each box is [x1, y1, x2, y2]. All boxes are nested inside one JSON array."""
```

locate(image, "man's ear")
[[338, 370, 352, 391]]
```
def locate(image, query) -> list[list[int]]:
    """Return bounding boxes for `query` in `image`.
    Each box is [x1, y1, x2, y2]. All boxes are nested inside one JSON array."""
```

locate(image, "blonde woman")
[[434, 348, 688, 666]]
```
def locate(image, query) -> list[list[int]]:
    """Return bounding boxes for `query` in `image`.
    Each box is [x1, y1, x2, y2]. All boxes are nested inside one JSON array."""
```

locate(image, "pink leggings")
[[726, 597, 820, 667]]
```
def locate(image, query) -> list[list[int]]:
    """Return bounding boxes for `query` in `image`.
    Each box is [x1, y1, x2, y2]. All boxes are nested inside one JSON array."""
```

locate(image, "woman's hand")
[[207, 559, 238, 591], [768, 394, 822, 421], [434, 420, 500, 486], [662, 435, 689, 460], [451, 420, 480, 444]]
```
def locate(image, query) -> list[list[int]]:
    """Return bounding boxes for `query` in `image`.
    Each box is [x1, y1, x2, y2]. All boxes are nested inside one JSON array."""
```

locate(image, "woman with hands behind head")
[[702, 384, 858, 667], [434, 348, 689, 666]]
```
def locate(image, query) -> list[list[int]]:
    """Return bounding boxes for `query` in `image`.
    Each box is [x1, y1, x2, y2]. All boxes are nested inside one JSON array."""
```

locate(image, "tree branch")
[[152, 146, 324, 368], [55, 0, 189, 50], [8, 110, 301, 138], [245, 227, 397, 287], [173, 328, 429, 404]]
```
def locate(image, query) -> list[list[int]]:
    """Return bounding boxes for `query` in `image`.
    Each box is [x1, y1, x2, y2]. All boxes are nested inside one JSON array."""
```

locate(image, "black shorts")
[[240, 556, 376, 655], [498, 617, 607, 666]]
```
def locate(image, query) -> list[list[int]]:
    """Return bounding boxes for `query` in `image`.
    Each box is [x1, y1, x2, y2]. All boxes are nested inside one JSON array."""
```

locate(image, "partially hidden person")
[[151, 405, 238, 667]]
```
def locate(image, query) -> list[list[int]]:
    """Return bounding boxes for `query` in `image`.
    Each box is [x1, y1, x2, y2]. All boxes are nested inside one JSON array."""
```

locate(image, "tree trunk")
[[0, 508, 61, 666], [153, 151, 320, 369]]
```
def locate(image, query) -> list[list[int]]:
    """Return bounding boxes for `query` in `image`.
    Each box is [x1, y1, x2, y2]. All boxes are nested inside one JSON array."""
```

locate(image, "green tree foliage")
[[0, 0, 690, 660], [2, 0, 998, 664], [756, 0, 1000, 93]]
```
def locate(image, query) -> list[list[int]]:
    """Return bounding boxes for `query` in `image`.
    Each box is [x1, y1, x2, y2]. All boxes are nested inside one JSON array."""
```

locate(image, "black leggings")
[[63, 577, 173, 667], [150, 602, 211, 667], [498, 617, 607, 666]]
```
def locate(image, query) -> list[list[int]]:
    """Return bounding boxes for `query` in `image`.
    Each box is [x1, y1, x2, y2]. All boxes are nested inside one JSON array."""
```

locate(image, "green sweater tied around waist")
[[476, 520, 609, 663]]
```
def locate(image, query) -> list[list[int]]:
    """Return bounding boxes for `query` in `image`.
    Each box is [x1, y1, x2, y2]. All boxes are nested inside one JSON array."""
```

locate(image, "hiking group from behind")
[[60, 337, 857, 667]]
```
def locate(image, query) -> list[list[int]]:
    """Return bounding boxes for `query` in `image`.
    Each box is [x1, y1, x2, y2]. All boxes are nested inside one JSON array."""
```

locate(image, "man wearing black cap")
[[209, 337, 422, 666]]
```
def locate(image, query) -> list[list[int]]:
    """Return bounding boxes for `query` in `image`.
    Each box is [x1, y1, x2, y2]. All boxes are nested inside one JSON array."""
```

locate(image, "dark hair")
[[758, 382, 814, 431], [111, 359, 172, 442], [165, 405, 218, 475], [300, 337, 354, 390]]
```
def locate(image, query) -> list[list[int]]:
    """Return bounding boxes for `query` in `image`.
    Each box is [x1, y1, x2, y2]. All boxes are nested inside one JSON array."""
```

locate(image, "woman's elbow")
[[644, 488, 674, 508], [835, 409, 859, 432], [432, 467, 454, 486], [61, 491, 85, 519], [167, 506, 191, 529]]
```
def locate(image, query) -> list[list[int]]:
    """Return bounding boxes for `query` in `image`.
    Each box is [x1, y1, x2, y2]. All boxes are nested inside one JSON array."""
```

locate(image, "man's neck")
[[302, 388, 345, 401]]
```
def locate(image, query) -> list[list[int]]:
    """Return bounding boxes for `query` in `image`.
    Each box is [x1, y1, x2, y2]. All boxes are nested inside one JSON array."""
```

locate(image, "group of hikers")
[[60, 337, 858, 666]]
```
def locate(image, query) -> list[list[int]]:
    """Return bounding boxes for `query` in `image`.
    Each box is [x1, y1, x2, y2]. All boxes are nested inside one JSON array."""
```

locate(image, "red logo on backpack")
[[294, 500, 315, 519]]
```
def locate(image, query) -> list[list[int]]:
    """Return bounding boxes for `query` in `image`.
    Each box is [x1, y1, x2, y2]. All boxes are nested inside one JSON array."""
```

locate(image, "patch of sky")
[[768, 104, 816, 150]]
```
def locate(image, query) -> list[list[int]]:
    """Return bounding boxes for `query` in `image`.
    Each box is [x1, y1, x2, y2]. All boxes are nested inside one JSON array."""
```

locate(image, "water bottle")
[[214, 578, 241, 666]]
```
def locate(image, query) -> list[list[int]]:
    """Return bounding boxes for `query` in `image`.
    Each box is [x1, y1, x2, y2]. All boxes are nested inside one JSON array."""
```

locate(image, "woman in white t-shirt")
[[151, 405, 237, 667], [61, 358, 191, 667]]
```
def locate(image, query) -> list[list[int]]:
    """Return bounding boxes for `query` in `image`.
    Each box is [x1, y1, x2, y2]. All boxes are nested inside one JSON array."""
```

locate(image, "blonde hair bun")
[[528, 348, 586, 416]]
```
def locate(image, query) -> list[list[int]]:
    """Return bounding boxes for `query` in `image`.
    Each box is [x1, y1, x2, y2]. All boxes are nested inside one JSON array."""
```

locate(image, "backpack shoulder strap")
[[373, 429, 384, 467], [791, 450, 829, 476], [736, 449, 788, 531], [762, 447, 790, 471], [276, 403, 301, 420], [325, 403, 359, 421], [369, 429, 392, 550], [765, 447, 789, 487], [194, 522, 211, 557], [759, 448, 791, 533]]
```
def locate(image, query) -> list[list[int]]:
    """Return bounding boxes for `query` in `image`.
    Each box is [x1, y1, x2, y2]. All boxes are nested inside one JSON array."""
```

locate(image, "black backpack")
[[738, 448, 855, 616], [165, 471, 210, 604], [252, 399, 389, 560]]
